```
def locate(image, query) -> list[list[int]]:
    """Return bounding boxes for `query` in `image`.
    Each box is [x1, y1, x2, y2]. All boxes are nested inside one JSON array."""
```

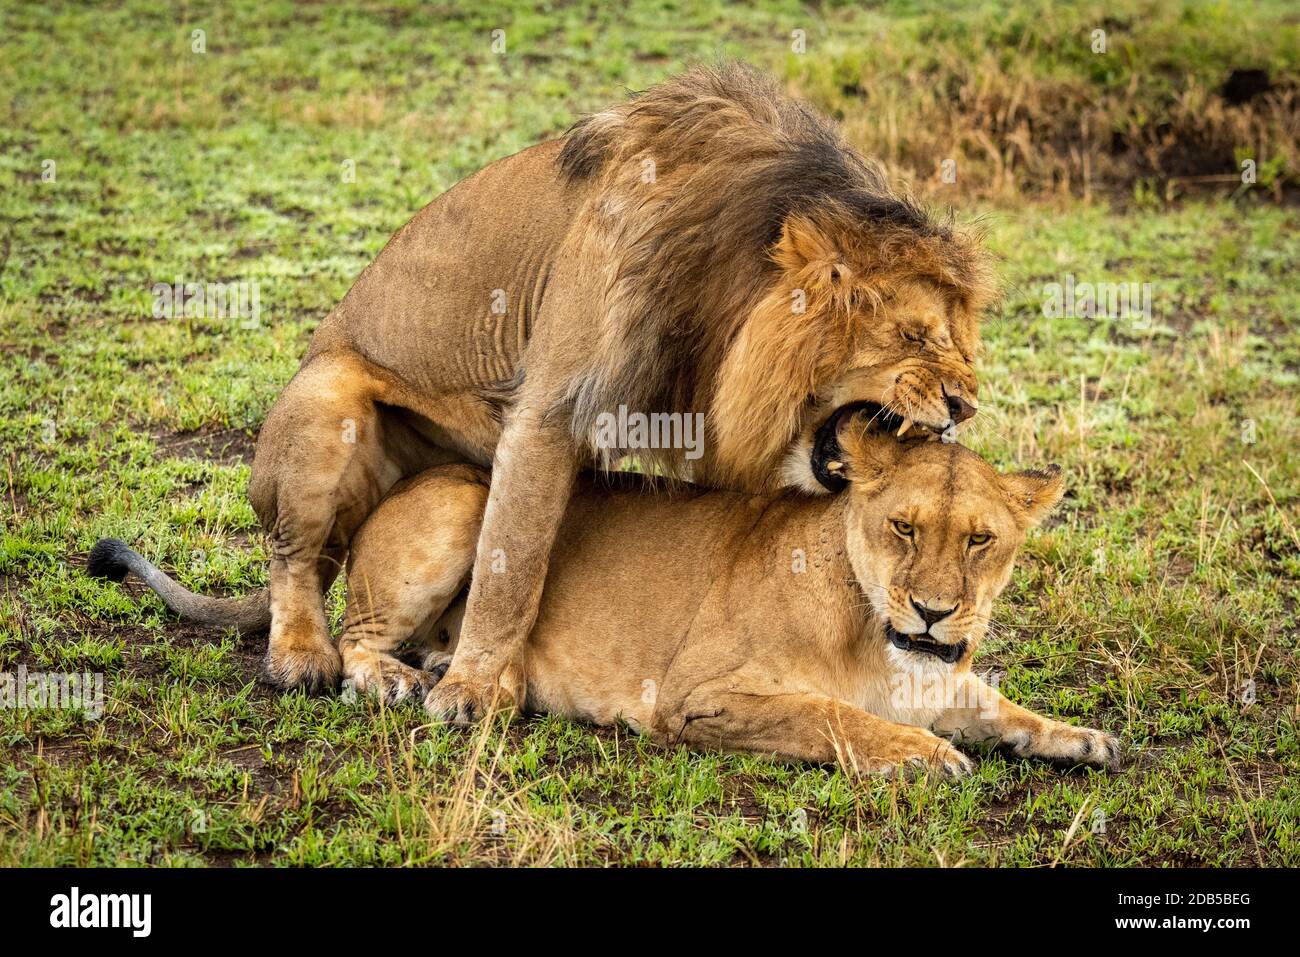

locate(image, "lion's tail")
[[86, 538, 271, 633]]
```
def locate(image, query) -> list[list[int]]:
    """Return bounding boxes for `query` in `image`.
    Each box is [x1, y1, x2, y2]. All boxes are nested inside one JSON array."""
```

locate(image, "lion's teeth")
[[826, 460, 843, 472], [896, 417, 913, 437]]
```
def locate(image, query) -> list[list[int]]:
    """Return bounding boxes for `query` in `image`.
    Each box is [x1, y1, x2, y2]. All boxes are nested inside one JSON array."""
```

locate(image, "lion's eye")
[[901, 328, 924, 344], [968, 532, 992, 547], [892, 520, 914, 538]]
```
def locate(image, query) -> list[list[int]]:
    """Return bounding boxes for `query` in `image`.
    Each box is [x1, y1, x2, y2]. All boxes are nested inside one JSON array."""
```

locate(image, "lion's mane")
[[556, 63, 995, 486]]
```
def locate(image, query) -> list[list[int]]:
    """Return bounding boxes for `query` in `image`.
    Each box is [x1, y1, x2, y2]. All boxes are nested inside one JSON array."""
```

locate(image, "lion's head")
[[833, 412, 1064, 667], [557, 63, 995, 492], [723, 205, 994, 493]]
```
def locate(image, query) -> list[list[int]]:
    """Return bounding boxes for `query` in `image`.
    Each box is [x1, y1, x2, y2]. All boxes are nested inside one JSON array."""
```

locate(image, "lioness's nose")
[[946, 394, 977, 424], [911, 598, 957, 627]]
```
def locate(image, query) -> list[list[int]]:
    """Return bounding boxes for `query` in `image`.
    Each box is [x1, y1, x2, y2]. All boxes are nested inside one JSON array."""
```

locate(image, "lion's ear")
[[1000, 465, 1065, 527], [774, 215, 848, 283]]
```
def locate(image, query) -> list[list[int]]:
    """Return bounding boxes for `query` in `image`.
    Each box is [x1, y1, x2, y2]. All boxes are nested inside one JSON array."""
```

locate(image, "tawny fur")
[[335, 423, 1119, 775], [558, 63, 997, 486], [95, 62, 1000, 718]]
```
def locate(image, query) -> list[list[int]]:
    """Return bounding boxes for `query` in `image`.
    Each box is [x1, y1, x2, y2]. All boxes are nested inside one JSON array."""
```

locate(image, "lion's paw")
[[419, 650, 453, 681], [867, 728, 974, 780], [423, 670, 500, 726], [261, 640, 342, 695]]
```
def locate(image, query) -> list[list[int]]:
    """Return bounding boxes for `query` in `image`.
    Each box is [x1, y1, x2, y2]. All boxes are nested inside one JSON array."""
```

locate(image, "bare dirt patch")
[[154, 426, 257, 466]]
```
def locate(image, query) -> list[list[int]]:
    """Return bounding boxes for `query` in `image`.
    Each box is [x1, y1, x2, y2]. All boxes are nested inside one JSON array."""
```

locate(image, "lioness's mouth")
[[885, 625, 967, 664]]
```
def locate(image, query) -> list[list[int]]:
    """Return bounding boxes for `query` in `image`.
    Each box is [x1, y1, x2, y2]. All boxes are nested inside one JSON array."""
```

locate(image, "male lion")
[[91, 415, 1119, 773], [110, 63, 995, 723]]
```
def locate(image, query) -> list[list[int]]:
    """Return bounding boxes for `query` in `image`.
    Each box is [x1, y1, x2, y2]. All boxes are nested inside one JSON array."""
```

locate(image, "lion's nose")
[[911, 598, 957, 627], [946, 394, 977, 424]]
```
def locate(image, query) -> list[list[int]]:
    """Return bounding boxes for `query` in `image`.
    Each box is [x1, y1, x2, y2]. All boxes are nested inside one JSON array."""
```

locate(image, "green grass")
[[1, 0, 1298, 866]]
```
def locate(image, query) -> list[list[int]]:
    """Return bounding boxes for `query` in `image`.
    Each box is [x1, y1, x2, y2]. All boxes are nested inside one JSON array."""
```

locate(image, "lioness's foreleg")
[[423, 407, 578, 724], [654, 690, 973, 778], [931, 674, 1121, 769], [339, 468, 486, 704], [249, 351, 405, 692]]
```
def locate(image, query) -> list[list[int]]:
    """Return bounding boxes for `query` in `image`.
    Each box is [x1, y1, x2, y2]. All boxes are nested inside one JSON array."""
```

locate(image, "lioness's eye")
[[892, 520, 914, 538], [969, 532, 992, 547]]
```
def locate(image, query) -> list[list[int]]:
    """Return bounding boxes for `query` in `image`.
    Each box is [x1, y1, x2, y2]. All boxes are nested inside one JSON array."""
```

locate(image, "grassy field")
[[1, 0, 1298, 866]]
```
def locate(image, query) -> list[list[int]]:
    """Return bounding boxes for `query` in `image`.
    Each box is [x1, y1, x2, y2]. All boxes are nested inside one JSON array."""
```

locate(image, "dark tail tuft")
[[87, 538, 133, 582], [84, 536, 271, 633]]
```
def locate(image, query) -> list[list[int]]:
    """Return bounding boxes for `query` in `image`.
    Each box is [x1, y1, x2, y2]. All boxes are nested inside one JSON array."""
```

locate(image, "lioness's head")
[[834, 414, 1064, 666]]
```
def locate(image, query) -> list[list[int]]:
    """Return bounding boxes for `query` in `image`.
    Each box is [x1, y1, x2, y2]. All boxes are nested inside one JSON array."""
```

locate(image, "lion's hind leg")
[[249, 351, 405, 692], [249, 348, 472, 693], [339, 467, 488, 705]]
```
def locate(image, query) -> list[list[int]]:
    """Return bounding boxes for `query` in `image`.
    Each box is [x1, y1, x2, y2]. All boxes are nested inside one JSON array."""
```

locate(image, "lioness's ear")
[[1000, 465, 1065, 527], [836, 418, 902, 486]]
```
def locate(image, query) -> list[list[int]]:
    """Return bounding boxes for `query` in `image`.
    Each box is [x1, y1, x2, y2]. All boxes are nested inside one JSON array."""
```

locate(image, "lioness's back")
[[523, 476, 810, 722]]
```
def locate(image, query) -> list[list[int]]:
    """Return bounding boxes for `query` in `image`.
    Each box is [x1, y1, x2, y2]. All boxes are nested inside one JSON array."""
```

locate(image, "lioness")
[[224, 63, 994, 720], [93, 416, 1119, 773]]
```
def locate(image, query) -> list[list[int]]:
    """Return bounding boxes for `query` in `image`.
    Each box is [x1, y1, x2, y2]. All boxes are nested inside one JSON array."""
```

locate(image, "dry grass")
[[374, 705, 579, 867], [787, 1, 1299, 203]]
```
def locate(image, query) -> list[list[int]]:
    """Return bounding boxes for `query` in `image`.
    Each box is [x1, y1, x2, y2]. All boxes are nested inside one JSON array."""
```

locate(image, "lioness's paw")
[[869, 729, 973, 779], [343, 652, 438, 705], [920, 741, 975, 779], [1011, 723, 1121, 770], [418, 650, 453, 681]]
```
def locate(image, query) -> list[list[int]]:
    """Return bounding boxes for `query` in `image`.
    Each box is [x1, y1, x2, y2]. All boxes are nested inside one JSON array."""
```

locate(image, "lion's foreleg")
[[338, 480, 482, 706], [423, 408, 578, 724], [339, 572, 460, 707]]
